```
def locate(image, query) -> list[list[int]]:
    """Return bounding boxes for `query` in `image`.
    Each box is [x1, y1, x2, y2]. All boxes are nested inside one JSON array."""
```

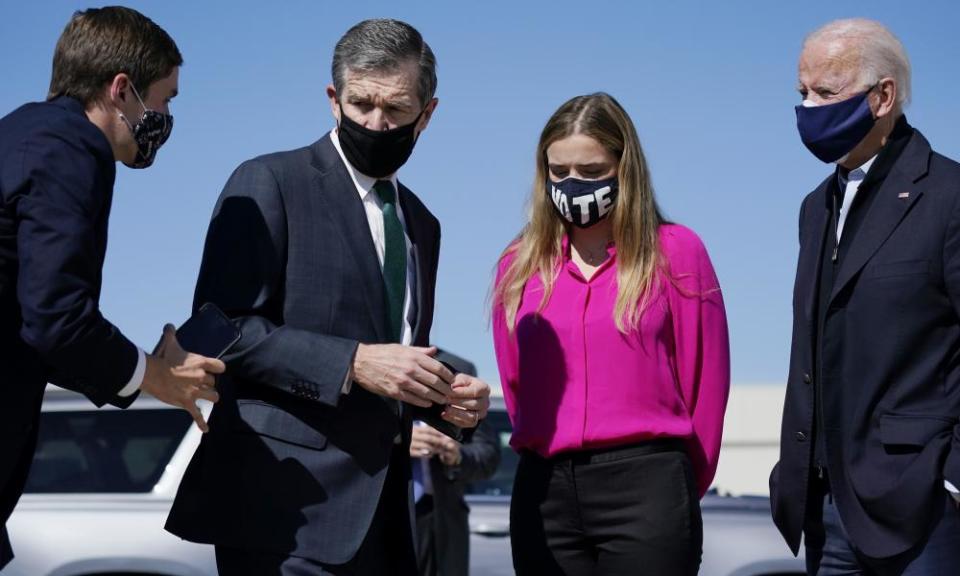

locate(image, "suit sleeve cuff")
[[116, 348, 146, 398]]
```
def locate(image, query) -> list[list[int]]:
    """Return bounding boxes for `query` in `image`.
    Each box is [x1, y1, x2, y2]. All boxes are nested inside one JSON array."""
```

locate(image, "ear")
[[107, 73, 131, 107], [416, 97, 439, 134], [873, 77, 898, 119], [326, 84, 340, 125]]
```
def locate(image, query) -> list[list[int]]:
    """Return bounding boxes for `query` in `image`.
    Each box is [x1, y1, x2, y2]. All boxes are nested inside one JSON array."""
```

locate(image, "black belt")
[[526, 438, 687, 466]]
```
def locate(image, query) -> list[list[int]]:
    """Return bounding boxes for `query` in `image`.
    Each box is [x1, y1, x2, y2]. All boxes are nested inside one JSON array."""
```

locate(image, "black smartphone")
[[175, 302, 242, 359]]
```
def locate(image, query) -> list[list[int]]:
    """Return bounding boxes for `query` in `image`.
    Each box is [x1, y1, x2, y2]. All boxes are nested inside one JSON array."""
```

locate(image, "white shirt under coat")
[[330, 129, 417, 394]]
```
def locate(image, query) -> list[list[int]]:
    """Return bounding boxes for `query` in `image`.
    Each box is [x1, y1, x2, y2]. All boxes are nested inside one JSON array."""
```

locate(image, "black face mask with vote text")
[[547, 176, 619, 228], [337, 104, 424, 178]]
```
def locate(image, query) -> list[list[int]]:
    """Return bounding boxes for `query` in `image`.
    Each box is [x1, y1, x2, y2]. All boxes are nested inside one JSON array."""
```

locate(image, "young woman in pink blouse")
[[492, 93, 730, 575]]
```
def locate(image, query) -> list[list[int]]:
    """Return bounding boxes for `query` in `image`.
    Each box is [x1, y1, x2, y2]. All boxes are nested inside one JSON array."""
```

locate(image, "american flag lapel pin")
[[898, 192, 911, 199]]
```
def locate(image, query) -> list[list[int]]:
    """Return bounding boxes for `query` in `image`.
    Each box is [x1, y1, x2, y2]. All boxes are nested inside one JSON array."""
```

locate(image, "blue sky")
[[3, 1, 959, 389]]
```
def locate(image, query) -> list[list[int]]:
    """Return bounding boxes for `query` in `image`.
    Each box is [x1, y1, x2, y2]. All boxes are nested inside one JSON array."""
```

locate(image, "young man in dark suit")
[[772, 18, 960, 575], [0, 7, 224, 569], [166, 19, 491, 576]]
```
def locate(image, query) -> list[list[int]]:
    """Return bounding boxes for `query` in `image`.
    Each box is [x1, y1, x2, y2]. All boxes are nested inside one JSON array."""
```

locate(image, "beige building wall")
[[713, 384, 786, 496]]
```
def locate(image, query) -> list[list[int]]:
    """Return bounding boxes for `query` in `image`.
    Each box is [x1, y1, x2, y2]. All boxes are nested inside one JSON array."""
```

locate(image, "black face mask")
[[337, 104, 424, 178]]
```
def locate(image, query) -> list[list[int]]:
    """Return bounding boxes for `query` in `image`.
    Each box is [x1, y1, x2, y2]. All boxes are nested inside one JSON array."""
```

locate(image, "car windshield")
[[464, 409, 517, 496], [24, 409, 192, 493]]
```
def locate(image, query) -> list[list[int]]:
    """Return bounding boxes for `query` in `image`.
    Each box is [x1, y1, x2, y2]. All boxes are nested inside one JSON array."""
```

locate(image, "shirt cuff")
[[116, 348, 146, 398], [945, 480, 960, 502], [341, 367, 354, 395]]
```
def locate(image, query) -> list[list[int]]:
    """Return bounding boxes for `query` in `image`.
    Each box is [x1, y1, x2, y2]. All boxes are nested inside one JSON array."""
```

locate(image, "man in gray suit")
[[165, 19, 490, 575]]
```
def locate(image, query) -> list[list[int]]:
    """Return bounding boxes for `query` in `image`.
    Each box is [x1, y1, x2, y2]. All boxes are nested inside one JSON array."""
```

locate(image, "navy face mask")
[[547, 176, 619, 228], [795, 85, 877, 163]]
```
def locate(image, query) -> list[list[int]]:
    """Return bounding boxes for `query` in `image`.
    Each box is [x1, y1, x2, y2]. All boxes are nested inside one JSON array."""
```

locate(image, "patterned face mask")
[[118, 82, 174, 169]]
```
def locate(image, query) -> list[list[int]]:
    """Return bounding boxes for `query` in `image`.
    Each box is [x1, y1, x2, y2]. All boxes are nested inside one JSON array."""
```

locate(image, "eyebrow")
[[576, 162, 609, 170], [347, 91, 412, 108]]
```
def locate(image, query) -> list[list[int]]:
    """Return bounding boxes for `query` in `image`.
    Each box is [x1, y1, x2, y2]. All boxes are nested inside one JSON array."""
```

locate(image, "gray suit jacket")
[[165, 135, 441, 564]]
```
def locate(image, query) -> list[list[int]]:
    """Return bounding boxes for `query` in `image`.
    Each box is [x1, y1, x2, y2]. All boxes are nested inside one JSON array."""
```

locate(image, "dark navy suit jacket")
[[771, 123, 960, 559], [0, 97, 139, 568], [165, 135, 441, 565]]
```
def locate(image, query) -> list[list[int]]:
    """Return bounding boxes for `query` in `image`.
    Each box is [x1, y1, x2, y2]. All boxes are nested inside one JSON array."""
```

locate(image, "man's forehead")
[[342, 62, 420, 101], [799, 40, 860, 82]]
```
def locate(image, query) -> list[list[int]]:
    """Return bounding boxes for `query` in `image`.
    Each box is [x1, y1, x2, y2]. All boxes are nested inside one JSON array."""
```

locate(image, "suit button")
[[803, 373, 812, 384], [796, 431, 808, 442]]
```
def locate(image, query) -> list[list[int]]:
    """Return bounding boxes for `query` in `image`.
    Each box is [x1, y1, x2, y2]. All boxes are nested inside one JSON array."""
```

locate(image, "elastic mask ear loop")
[[118, 81, 148, 129]]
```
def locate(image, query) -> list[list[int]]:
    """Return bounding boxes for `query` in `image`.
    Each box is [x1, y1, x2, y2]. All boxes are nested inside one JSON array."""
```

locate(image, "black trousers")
[[510, 439, 702, 576], [216, 443, 417, 576]]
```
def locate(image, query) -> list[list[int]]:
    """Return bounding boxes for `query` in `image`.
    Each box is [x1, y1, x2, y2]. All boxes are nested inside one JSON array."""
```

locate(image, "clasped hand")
[[352, 344, 490, 428]]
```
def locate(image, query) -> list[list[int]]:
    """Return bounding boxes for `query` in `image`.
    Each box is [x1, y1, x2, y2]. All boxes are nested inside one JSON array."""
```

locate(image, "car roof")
[[43, 384, 507, 412], [42, 385, 168, 411]]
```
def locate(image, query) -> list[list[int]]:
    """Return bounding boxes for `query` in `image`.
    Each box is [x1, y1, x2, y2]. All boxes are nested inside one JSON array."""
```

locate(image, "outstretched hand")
[[142, 324, 225, 432]]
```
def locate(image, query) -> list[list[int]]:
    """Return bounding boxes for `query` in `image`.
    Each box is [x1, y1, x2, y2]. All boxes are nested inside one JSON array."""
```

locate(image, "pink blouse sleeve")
[[491, 253, 521, 427], [665, 228, 731, 497]]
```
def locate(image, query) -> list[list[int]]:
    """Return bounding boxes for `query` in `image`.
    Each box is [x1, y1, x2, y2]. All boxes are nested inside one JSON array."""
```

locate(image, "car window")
[[465, 410, 518, 496], [24, 409, 192, 493]]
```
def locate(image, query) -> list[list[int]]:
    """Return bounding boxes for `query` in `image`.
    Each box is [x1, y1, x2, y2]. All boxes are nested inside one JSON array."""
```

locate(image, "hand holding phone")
[[142, 303, 238, 432]]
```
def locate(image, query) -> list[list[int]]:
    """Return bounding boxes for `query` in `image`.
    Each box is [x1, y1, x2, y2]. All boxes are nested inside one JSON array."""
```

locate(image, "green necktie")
[[374, 180, 406, 342]]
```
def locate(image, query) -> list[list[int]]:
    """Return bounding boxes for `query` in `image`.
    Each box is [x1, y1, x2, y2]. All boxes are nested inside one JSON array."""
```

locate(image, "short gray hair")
[[331, 19, 437, 107], [805, 18, 911, 107]]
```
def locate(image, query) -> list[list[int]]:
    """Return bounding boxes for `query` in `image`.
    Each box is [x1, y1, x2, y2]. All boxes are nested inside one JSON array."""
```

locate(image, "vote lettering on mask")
[[548, 176, 619, 228]]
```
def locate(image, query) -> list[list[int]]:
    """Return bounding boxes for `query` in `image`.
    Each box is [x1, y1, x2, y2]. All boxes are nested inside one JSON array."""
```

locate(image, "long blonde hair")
[[494, 93, 665, 333]]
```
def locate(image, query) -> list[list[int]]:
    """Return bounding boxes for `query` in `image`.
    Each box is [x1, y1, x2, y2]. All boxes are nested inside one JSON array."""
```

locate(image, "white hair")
[[805, 18, 912, 107]]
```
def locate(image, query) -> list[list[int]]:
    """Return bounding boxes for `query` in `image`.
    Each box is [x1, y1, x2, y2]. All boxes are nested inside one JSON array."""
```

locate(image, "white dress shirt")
[[116, 348, 146, 398], [836, 155, 876, 242], [330, 129, 417, 394]]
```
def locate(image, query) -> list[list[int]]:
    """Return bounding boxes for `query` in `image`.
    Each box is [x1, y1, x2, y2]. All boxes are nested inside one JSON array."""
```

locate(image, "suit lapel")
[[398, 185, 432, 345], [828, 133, 931, 306], [309, 138, 389, 342], [800, 185, 830, 325]]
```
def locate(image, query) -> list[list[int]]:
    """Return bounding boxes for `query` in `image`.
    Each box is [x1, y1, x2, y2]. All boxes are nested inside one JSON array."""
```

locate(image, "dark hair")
[[47, 6, 182, 105], [332, 19, 437, 106]]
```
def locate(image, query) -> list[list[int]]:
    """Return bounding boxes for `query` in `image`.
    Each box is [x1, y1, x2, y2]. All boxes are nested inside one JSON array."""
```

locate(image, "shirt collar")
[[852, 155, 876, 181], [560, 234, 618, 281], [329, 129, 399, 202], [838, 154, 876, 187], [836, 115, 913, 190]]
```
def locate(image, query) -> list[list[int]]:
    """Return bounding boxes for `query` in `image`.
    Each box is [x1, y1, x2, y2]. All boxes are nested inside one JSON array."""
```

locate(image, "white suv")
[[3, 388, 804, 576]]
